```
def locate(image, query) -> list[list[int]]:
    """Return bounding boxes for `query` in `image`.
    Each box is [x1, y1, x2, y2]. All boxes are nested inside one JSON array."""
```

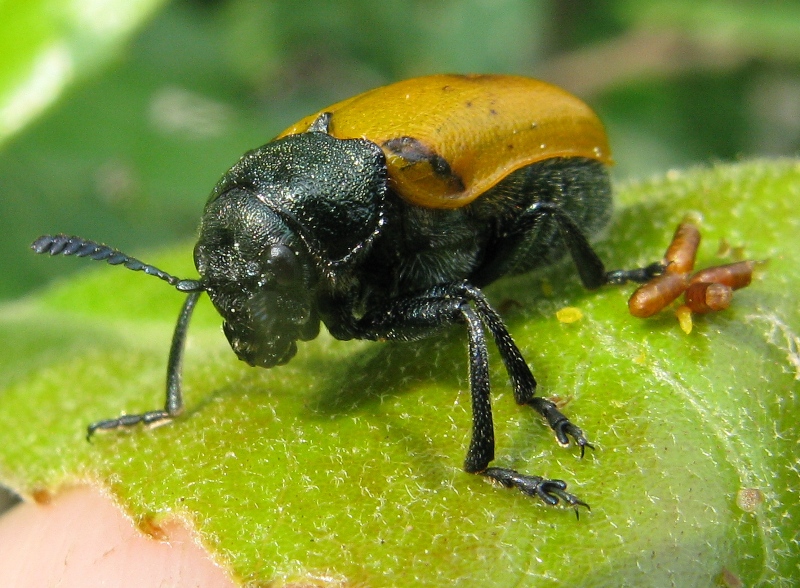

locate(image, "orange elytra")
[[277, 74, 611, 209]]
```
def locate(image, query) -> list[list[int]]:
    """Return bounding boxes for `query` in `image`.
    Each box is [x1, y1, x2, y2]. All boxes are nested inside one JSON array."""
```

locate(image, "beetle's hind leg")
[[510, 201, 664, 289], [475, 200, 664, 289], [87, 291, 200, 440]]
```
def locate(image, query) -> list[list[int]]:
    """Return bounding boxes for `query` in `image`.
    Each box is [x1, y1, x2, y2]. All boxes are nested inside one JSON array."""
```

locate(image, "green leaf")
[[0, 0, 168, 146], [1, 159, 798, 586]]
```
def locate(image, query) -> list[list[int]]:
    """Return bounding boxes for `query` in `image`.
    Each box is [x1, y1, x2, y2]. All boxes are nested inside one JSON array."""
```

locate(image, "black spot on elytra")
[[383, 136, 465, 191]]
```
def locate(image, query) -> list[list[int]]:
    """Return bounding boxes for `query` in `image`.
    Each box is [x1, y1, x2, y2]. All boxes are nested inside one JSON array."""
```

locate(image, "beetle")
[[32, 74, 663, 511]]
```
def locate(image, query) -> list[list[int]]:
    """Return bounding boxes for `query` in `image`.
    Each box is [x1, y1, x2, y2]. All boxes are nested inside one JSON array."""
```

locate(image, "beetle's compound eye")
[[268, 244, 299, 286]]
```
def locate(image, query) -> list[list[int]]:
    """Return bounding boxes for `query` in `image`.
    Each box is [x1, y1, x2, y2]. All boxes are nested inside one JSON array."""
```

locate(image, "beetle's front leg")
[[87, 290, 201, 439]]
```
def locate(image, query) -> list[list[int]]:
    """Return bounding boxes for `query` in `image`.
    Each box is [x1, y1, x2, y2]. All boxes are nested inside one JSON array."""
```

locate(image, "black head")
[[194, 188, 319, 368], [193, 131, 387, 368]]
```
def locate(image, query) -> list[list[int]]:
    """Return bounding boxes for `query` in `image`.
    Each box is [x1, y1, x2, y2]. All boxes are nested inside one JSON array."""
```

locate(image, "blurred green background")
[[2, 0, 799, 301]]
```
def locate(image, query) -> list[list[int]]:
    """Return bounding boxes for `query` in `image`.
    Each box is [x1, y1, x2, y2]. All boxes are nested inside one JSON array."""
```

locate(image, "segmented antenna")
[[31, 234, 204, 292]]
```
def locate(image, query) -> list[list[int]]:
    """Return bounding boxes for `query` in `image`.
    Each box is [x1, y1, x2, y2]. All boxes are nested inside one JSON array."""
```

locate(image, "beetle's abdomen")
[[358, 157, 611, 300]]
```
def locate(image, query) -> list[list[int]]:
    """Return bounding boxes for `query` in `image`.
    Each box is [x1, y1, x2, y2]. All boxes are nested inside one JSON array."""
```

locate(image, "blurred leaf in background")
[[0, 0, 166, 143]]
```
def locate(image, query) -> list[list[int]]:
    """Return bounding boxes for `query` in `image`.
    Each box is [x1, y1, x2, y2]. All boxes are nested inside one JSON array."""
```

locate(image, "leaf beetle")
[[33, 74, 663, 511]]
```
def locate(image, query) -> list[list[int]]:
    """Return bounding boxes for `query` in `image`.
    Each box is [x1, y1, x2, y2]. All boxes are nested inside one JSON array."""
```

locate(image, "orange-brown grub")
[[684, 282, 733, 313], [664, 221, 701, 274], [689, 260, 757, 291], [628, 272, 689, 318]]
